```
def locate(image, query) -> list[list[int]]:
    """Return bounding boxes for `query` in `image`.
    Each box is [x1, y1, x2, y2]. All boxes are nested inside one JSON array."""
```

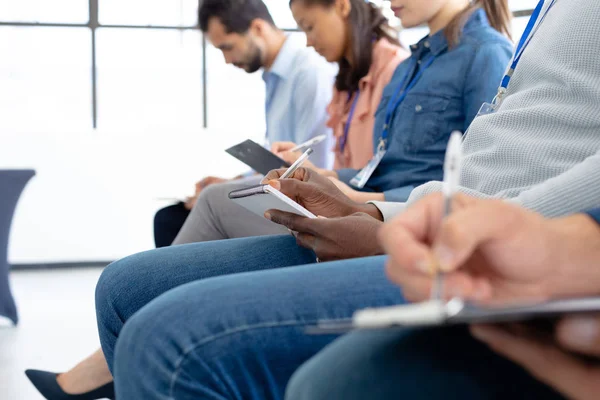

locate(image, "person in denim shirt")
[[298, 4, 513, 202]]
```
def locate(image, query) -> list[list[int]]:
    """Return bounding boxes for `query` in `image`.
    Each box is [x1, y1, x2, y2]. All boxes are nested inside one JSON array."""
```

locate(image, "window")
[[0, 27, 91, 131], [263, 0, 298, 30], [96, 29, 203, 131], [0, 0, 88, 23], [0, 1, 537, 132], [99, 0, 198, 27]]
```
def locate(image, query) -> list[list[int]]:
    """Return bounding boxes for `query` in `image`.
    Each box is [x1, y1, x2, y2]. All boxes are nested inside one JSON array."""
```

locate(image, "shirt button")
[[424, 41, 430, 48], [417, 60, 422, 65], [415, 104, 423, 112]]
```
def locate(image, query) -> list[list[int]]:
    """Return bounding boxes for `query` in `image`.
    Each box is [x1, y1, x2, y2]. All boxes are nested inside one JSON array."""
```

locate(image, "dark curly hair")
[[290, 0, 400, 93]]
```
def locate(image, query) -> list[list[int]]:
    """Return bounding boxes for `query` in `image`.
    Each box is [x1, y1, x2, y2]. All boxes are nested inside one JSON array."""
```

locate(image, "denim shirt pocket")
[[396, 93, 451, 152]]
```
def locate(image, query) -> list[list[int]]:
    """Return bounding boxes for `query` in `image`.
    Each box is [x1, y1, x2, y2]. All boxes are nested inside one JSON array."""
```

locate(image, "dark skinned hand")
[[262, 167, 382, 220], [265, 210, 384, 262]]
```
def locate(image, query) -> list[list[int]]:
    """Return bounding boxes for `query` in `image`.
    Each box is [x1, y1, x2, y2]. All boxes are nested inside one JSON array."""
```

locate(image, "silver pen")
[[289, 135, 327, 153], [280, 148, 314, 180], [431, 131, 463, 302]]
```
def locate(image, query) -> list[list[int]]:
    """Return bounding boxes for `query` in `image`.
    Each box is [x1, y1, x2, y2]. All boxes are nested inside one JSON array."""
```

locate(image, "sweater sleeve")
[[508, 149, 600, 217]]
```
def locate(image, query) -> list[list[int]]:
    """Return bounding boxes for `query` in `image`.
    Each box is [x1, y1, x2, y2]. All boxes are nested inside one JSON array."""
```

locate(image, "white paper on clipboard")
[[229, 184, 316, 219]]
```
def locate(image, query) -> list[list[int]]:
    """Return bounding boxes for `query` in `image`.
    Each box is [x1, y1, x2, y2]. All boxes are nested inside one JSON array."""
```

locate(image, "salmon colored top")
[[327, 39, 409, 170]]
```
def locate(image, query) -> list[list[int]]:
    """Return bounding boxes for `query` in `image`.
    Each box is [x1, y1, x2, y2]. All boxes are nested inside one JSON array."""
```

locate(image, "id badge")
[[350, 147, 387, 189], [476, 102, 498, 117]]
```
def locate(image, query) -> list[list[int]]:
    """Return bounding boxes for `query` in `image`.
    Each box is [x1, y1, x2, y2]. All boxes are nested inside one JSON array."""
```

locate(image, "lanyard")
[[340, 91, 360, 152], [380, 56, 436, 149], [495, 0, 557, 102]]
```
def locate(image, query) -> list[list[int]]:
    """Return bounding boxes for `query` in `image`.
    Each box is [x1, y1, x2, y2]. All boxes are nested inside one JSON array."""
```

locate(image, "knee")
[[113, 310, 151, 377], [153, 205, 175, 229], [285, 361, 326, 400], [197, 182, 226, 209], [95, 255, 141, 322]]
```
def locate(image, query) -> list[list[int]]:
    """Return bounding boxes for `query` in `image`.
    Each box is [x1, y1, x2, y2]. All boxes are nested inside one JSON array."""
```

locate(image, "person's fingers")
[[386, 259, 482, 301], [378, 193, 483, 275], [384, 193, 446, 245], [262, 168, 289, 183], [380, 222, 438, 276], [269, 178, 316, 203], [262, 167, 310, 184], [270, 141, 297, 153], [281, 150, 301, 163], [471, 325, 600, 399], [385, 268, 433, 303], [557, 316, 600, 357], [433, 200, 523, 272], [265, 210, 320, 235], [295, 232, 318, 253]]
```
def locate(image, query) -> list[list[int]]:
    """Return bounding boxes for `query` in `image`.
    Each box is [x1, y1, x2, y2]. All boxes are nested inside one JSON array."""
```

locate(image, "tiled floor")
[[0, 268, 105, 400]]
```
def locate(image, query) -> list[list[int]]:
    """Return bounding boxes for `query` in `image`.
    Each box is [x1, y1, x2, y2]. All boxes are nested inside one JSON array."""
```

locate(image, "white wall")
[[1, 129, 264, 264]]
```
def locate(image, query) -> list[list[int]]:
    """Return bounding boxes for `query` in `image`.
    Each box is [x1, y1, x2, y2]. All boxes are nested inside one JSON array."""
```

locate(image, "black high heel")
[[25, 370, 115, 400]]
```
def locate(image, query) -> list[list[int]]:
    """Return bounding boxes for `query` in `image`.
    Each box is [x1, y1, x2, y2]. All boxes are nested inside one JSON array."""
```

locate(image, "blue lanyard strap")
[[340, 91, 360, 153], [381, 56, 436, 145], [500, 0, 557, 90]]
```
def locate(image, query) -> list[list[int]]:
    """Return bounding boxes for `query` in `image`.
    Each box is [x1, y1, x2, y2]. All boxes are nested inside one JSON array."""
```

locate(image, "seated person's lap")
[[110, 254, 405, 399], [173, 176, 289, 245], [286, 327, 567, 400]]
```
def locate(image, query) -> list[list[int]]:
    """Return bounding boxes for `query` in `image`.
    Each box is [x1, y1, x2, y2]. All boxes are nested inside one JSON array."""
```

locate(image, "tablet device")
[[229, 184, 315, 219], [225, 140, 290, 175]]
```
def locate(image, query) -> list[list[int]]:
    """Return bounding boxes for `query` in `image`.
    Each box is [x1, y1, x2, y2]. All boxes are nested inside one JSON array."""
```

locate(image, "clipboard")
[[225, 140, 290, 175], [307, 297, 600, 334]]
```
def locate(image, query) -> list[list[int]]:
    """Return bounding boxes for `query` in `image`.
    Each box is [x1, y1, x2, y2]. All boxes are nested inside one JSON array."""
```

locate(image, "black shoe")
[[25, 369, 115, 400]]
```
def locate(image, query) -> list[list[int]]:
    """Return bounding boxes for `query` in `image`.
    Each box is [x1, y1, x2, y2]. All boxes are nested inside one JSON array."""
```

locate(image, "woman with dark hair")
[[273, 0, 409, 170]]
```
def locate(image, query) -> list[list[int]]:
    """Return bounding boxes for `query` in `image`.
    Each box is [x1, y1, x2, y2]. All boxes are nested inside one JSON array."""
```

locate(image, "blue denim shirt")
[[336, 9, 513, 201], [588, 208, 600, 225]]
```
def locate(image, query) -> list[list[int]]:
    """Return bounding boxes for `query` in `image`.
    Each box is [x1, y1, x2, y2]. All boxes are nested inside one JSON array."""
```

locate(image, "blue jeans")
[[95, 235, 404, 399], [286, 327, 566, 400]]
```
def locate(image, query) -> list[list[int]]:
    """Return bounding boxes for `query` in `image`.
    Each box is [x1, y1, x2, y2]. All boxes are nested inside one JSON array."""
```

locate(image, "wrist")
[[319, 169, 338, 179], [355, 203, 384, 221], [547, 214, 600, 298]]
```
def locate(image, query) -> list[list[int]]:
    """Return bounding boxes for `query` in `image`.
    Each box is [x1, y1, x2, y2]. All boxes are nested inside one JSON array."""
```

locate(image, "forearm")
[[351, 191, 385, 203]]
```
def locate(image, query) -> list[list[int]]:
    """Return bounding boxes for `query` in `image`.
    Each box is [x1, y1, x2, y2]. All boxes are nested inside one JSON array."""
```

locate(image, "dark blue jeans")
[[95, 235, 404, 399], [286, 327, 566, 400]]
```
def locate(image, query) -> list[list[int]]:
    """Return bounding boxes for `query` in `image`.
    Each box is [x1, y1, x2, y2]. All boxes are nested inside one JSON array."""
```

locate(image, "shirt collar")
[[262, 35, 302, 81], [409, 8, 489, 57]]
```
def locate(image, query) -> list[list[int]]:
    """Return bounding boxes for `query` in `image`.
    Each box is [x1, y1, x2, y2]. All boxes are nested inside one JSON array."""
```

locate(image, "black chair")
[[0, 169, 35, 325]]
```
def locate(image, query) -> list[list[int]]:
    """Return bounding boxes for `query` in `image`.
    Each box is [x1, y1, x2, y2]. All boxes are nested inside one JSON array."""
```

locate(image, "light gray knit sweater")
[[376, 0, 600, 221]]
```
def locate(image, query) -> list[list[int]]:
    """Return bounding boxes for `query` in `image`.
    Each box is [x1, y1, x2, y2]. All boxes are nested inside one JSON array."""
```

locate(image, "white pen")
[[280, 148, 314, 180], [289, 134, 328, 152], [431, 131, 463, 302]]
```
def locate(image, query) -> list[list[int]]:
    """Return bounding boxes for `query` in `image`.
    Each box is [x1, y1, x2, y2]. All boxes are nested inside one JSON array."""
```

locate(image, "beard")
[[234, 40, 263, 73]]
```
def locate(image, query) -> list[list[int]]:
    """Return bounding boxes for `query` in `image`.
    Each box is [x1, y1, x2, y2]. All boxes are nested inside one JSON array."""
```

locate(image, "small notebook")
[[229, 184, 315, 219], [307, 297, 600, 334]]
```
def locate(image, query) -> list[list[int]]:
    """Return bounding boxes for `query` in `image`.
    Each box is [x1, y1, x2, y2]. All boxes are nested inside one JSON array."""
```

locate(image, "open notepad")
[[307, 297, 600, 334]]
